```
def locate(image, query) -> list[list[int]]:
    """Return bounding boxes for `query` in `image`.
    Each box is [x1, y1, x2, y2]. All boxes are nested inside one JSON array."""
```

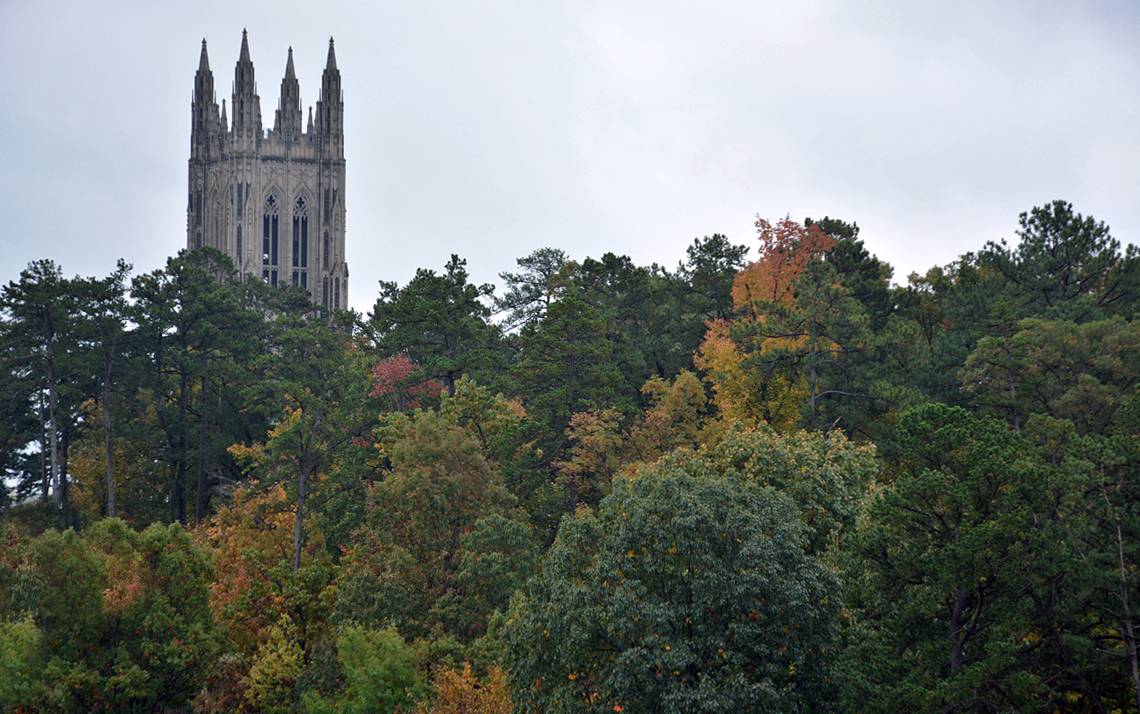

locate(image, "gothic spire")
[[275, 46, 302, 142], [198, 38, 210, 73], [220, 99, 227, 130], [194, 38, 214, 100], [232, 29, 261, 141], [318, 36, 344, 153], [191, 39, 219, 159], [239, 28, 251, 64]]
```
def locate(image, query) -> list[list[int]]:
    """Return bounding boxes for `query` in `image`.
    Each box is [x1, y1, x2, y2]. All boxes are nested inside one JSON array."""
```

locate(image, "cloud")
[[1, 0, 1136, 309]]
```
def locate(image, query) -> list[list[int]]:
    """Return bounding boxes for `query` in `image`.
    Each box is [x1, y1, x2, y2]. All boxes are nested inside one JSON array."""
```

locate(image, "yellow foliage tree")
[[420, 663, 511, 714], [627, 370, 710, 464], [694, 319, 770, 428], [697, 217, 837, 431], [553, 409, 624, 509]]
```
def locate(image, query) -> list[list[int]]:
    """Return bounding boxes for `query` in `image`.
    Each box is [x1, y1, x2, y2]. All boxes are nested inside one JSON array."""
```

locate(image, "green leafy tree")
[[840, 404, 1109, 710], [245, 615, 305, 713], [651, 421, 878, 556], [961, 317, 1140, 433], [242, 311, 371, 571], [0, 618, 43, 706], [0, 260, 85, 523], [676, 234, 750, 323], [574, 253, 696, 402], [337, 407, 521, 639], [505, 470, 838, 712], [495, 247, 574, 331], [443, 514, 540, 639], [5, 519, 219, 711], [130, 248, 260, 523], [72, 262, 132, 519], [511, 292, 625, 445], [303, 626, 427, 714], [979, 200, 1139, 318], [370, 254, 506, 393], [626, 370, 711, 465]]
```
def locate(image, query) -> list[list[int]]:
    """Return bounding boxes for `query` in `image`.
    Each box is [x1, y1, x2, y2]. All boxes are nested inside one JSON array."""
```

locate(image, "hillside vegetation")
[[2, 200, 1139, 712]]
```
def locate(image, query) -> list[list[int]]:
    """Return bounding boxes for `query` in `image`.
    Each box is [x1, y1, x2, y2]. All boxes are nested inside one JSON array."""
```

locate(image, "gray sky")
[[2, 1, 1137, 313]]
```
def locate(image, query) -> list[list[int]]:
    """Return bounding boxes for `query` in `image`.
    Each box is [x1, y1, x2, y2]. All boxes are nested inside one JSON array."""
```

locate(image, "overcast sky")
[[1, 1, 1137, 312]]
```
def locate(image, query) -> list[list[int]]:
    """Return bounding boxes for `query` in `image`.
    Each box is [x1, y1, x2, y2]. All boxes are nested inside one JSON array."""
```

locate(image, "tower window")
[[293, 196, 309, 286], [301, 219, 308, 267], [264, 195, 279, 273]]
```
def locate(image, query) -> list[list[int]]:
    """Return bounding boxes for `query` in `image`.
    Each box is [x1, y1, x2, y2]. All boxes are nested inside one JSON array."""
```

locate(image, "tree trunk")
[[949, 588, 966, 675], [1105, 487, 1140, 709], [102, 359, 115, 518], [59, 426, 72, 528], [47, 361, 61, 511], [195, 364, 209, 522], [1122, 601, 1140, 712], [37, 392, 49, 502], [292, 456, 307, 572], [172, 368, 188, 524]]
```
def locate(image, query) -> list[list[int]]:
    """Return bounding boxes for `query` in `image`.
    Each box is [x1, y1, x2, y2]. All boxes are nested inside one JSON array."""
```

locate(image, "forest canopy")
[[2, 200, 1139, 712]]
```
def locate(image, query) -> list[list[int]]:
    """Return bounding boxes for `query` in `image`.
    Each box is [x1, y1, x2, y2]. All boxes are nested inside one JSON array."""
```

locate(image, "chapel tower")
[[187, 30, 348, 311]]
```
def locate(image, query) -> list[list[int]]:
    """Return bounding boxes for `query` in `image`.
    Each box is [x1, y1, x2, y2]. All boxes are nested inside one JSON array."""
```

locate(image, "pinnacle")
[[325, 36, 337, 71], [284, 46, 296, 80], [198, 38, 210, 73], [239, 28, 252, 63]]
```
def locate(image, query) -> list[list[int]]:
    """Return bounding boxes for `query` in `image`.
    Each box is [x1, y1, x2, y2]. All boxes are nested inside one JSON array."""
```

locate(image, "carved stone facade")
[[187, 30, 348, 310]]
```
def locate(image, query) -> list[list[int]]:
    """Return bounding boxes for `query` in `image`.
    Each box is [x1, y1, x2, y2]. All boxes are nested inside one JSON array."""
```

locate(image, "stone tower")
[[187, 30, 348, 311]]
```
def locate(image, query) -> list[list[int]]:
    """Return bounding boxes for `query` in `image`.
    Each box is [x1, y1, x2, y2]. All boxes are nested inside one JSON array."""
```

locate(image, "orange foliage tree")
[[194, 484, 330, 655], [698, 217, 840, 431], [731, 217, 836, 313]]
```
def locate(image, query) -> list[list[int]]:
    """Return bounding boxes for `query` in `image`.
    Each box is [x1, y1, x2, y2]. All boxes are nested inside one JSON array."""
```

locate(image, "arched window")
[[236, 224, 243, 270], [323, 230, 330, 267], [323, 276, 330, 311], [292, 196, 309, 287], [263, 194, 279, 286], [334, 277, 341, 311]]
